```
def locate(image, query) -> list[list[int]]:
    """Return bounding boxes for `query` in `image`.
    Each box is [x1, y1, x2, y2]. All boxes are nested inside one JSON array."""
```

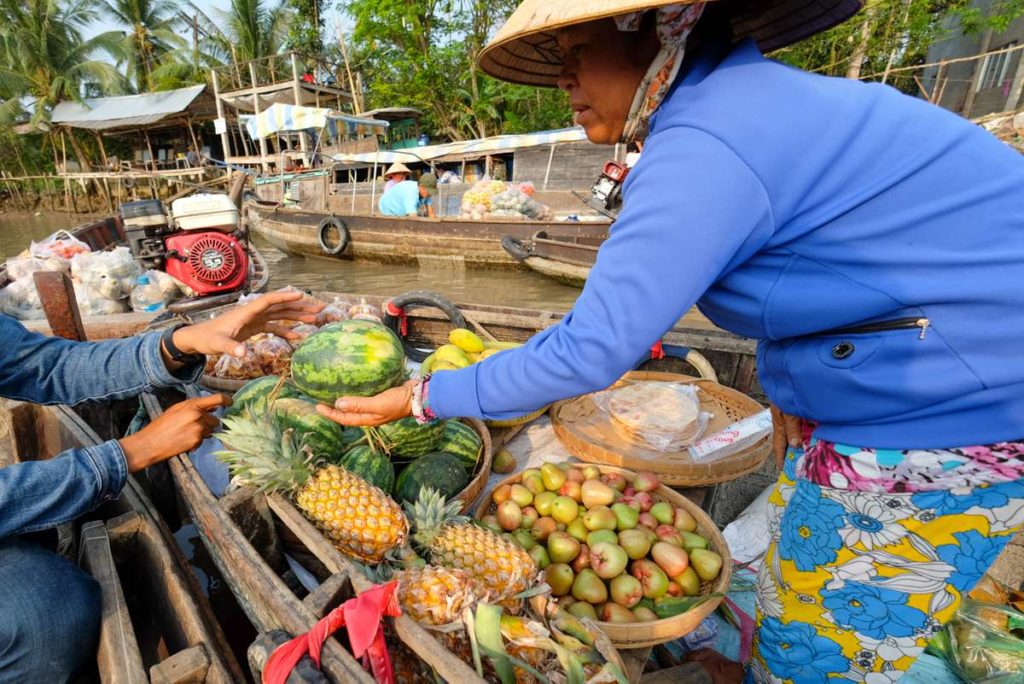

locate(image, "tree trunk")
[[66, 129, 110, 212], [846, 6, 877, 80]]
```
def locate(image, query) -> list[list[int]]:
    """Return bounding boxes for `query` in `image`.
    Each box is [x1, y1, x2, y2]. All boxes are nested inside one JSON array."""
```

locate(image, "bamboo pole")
[[250, 62, 270, 173], [211, 69, 232, 164], [143, 129, 157, 172], [60, 130, 71, 215], [336, 28, 361, 114], [291, 53, 310, 166]]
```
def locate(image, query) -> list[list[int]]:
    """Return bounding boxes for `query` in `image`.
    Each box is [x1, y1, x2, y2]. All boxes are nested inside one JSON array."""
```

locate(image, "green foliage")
[[286, 0, 324, 56], [104, 0, 185, 92]]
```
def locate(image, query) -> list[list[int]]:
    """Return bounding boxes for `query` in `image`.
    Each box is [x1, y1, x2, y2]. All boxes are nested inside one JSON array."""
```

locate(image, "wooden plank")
[[78, 520, 149, 684], [302, 571, 354, 617], [149, 644, 210, 684], [621, 647, 652, 684], [640, 663, 712, 684], [32, 271, 86, 342], [20, 312, 155, 340]]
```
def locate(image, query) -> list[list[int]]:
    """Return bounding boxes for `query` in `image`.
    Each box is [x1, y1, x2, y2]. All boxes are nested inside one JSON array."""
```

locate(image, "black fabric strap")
[[161, 323, 203, 363]]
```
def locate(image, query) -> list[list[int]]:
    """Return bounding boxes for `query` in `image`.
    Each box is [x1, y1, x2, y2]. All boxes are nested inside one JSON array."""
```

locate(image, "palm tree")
[[104, 0, 184, 92], [215, 0, 290, 63]]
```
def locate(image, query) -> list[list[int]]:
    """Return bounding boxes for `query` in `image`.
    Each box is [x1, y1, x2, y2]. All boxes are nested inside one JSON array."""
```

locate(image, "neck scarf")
[[615, 3, 707, 142]]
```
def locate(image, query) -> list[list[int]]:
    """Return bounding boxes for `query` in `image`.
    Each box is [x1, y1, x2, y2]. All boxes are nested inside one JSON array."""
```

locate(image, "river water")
[[0, 212, 582, 311]]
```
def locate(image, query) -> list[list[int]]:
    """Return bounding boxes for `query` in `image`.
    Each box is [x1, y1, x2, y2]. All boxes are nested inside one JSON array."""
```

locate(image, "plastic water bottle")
[[130, 274, 166, 313]]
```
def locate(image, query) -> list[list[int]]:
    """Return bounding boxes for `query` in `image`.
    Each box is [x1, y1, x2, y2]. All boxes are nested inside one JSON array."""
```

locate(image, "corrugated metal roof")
[[50, 85, 207, 131], [331, 127, 589, 164]]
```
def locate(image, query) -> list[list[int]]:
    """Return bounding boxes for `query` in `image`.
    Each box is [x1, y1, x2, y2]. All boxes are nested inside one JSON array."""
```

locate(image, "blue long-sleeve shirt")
[[0, 316, 203, 537], [429, 38, 1024, 450]]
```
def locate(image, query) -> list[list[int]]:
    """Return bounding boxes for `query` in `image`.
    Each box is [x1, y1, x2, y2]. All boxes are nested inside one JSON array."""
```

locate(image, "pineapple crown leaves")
[[216, 410, 322, 494], [404, 486, 468, 548]]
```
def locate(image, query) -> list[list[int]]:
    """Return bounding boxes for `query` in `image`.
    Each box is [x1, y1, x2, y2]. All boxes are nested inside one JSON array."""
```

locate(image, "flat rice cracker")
[[609, 382, 700, 446]]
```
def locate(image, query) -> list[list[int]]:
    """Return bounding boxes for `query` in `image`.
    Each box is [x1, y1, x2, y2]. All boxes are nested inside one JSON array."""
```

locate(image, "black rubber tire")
[[501, 235, 531, 262], [317, 216, 349, 256], [383, 290, 467, 362]]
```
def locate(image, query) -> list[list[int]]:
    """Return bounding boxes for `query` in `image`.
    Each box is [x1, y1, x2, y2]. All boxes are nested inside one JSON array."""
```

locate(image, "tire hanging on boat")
[[383, 290, 467, 362], [317, 215, 349, 256], [500, 235, 531, 262]]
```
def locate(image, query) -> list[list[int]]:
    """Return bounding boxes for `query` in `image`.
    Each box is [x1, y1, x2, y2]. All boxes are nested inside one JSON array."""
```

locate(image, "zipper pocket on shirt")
[[819, 317, 931, 340]]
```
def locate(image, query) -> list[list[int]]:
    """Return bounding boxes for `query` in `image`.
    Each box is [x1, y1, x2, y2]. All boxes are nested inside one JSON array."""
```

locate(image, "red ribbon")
[[385, 300, 409, 337], [650, 340, 666, 360], [262, 581, 401, 684]]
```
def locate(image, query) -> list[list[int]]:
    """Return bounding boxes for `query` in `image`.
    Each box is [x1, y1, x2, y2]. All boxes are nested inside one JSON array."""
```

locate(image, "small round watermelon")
[[225, 376, 311, 421], [291, 320, 406, 403], [393, 452, 469, 505], [340, 445, 395, 492], [377, 417, 445, 458], [270, 398, 350, 460], [436, 420, 483, 470]]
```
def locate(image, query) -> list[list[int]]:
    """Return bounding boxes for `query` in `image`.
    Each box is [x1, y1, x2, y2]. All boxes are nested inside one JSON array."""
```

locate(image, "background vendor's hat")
[[418, 172, 438, 196], [384, 162, 411, 178], [478, 0, 863, 86]]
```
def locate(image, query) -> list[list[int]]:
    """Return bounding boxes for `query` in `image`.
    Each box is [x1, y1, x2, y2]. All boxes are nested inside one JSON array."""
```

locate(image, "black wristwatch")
[[161, 323, 204, 364]]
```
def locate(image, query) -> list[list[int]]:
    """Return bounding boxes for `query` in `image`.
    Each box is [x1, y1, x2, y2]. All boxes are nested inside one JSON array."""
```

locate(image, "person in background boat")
[[378, 172, 438, 218], [0, 291, 321, 682], [438, 166, 462, 184], [382, 162, 411, 191], [320, 0, 1024, 681]]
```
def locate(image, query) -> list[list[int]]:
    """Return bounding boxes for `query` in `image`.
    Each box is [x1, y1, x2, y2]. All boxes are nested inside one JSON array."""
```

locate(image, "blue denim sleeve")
[[429, 127, 775, 419], [0, 315, 203, 406], [0, 440, 127, 537]]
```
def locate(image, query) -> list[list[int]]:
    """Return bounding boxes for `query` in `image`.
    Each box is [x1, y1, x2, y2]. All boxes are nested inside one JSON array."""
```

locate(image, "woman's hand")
[[770, 404, 804, 469], [171, 291, 323, 358], [118, 394, 228, 472], [316, 381, 415, 427]]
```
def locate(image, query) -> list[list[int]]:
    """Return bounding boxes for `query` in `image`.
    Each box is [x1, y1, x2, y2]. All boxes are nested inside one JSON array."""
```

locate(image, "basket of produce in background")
[[474, 463, 732, 649], [551, 371, 770, 487]]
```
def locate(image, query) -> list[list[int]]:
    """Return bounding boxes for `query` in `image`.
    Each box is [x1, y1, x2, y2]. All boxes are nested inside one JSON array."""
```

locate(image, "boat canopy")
[[240, 103, 388, 140], [50, 85, 211, 132]]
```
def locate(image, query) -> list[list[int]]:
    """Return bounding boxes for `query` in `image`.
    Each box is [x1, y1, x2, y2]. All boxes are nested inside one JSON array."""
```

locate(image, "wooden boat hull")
[[502, 231, 602, 288], [245, 200, 610, 268]]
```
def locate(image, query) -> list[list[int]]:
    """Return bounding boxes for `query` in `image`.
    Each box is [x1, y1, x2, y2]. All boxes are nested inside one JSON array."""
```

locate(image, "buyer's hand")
[[316, 381, 415, 427], [171, 290, 323, 358], [770, 404, 805, 469], [118, 394, 228, 472]]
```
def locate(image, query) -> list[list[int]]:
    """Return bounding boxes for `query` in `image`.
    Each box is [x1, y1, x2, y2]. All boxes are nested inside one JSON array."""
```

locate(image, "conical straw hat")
[[478, 0, 863, 86], [384, 162, 411, 177]]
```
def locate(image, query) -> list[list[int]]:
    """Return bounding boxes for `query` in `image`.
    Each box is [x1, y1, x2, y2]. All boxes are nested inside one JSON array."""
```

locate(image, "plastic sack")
[[593, 381, 710, 452], [71, 247, 141, 300], [251, 333, 293, 375], [0, 277, 44, 320], [460, 179, 508, 220], [489, 186, 553, 221], [74, 281, 128, 316], [213, 345, 262, 379], [29, 230, 91, 261], [931, 598, 1024, 683], [5, 256, 68, 280]]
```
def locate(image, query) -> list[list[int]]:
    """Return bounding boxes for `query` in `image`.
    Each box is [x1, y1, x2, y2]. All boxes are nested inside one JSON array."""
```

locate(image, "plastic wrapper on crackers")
[[213, 345, 262, 379], [251, 333, 293, 375]]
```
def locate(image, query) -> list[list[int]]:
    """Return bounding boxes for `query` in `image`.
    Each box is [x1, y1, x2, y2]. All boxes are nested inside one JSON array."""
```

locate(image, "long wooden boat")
[[1, 214, 270, 339], [501, 230, 602, 287], [245, 198, 611, 269], [0, 400, 244, 682]]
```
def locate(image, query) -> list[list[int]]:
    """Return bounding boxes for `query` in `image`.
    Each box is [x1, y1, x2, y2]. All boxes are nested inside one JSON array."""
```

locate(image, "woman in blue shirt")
[[321, 1, 1024, 680]]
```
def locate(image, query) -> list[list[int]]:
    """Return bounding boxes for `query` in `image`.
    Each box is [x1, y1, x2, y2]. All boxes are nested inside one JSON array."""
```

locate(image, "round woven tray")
[[485, 405, 550, 429], [199, 374, 249, 393], [550, 371, 769, 487], [452, 418, 493, 513], [474, 464, 732, 649]]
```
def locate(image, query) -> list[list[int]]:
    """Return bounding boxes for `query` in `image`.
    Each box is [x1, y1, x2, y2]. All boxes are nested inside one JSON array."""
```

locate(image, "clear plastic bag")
[[288, 323, 319, 344], [251, 333, 293, 375], [592, 381, 710, 452], [0, 278, 44, 320], [315, 297, 351, 326], [932, 598, 1024, 683], [348, 298, 381, 323], [74, 281, 129, 316], [5, 256, 68, 280], [29, 230, 91, 261], [71, 247, 140, 300], [213, 345, 262, 379]]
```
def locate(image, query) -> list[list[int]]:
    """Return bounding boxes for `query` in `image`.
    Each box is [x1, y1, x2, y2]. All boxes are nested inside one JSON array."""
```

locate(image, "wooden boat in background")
[[245, 199, 610, 269], [0, 400, 243, 683], [501, 230, 603, 287]]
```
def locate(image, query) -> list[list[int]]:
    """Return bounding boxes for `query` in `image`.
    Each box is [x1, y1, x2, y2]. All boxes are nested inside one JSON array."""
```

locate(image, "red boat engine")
[[164, 232, 249, 295]]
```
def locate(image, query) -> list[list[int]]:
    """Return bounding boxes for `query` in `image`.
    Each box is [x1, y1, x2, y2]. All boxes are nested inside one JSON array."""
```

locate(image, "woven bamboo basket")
[[451, 418, 493, 512], [474, 464, 732, 649], [485, 405, 550, 428], [550, 371, 769, 487]]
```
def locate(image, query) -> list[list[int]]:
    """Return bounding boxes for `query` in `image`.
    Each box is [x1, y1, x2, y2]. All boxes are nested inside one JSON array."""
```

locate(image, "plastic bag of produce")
[[74, 281, 129, 316], [5, 255, 69, 280], [29, 230, 91, 261], [0, 277, 44, 320], [592, 381, 710, 452], [288, 323, 319, 344], [315, 297, 351, 326], [251, 333, 293, 375], [349, 298, 382, 323], [213, 345, 262, 379], [931, 598, 1024, 683], [460, 179, 508, 219], [71, 247, 141, 300]]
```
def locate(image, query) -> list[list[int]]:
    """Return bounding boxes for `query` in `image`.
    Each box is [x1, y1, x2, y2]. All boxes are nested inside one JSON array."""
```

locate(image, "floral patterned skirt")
[[748, 439, 1024, 684]]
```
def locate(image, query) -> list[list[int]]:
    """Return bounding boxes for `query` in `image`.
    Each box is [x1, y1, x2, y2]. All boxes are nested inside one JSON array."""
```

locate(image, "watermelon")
[[269, 398, 350, 460], [393, 452, 469, 505], [436, 420, 483, 471], [291, 320, 406, 403], [339, 445, 395, 492], [377, 417, 445, 458], [225, 375, 311, 421]]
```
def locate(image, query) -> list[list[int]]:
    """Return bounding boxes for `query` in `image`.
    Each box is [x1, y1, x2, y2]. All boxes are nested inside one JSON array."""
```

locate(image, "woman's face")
[[556, 19, 659, 145]]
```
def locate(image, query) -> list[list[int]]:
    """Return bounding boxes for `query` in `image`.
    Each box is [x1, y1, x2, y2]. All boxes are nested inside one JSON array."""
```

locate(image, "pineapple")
[[217, 412, 408, 563], [406, 488, 537, 608], [394, 565, 484, 626]]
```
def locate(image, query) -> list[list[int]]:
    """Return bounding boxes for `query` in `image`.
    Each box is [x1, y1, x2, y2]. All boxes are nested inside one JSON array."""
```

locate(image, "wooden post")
[[543, 144, 556, 190], [1004, 50, 1024, 111], [290, 52, 310, 166], [962, 28, 995, 117], [250, 62, 270, 173], [336, 28, 361, 114], [143, 129, 157, 172], [59, 130, 71, 214], [211, 69, 232, 164]]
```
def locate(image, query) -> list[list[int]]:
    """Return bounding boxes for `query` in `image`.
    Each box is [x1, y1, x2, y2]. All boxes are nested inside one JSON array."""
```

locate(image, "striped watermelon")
[[225, 375, 311, 421], [290, 320, 406, 403], [393, 452, 469, 505], [436, 420, 483, 470], [377, 417, 445, 458], [269, 398, 350, 460], [339, 445, 395, 492]]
